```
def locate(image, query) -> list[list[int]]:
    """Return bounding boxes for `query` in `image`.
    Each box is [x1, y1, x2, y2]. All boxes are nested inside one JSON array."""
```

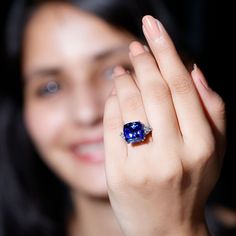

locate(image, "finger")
[[113, 66, 153, 153], [142, 15, 210, 142], [129, 41, 181, 144], [113, 66, 148, 126], [103, 92, 126, 172], [191, 64, 226, 136]]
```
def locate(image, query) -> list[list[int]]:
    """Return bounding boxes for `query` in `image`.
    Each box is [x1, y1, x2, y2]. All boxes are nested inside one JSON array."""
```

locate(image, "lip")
[[70, 136, 105, 164]]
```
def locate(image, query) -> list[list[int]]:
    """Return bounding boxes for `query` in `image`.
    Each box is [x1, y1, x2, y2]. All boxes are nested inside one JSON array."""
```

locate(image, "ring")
[[120, 121, 152, 144]]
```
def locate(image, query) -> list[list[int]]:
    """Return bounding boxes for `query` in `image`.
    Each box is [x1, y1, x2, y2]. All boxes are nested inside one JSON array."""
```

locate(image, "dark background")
[[164, 0, 236, 210]]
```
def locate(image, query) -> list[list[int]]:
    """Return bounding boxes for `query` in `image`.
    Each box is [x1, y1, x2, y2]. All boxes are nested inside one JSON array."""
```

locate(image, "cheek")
[[24, 101, 66, 152]]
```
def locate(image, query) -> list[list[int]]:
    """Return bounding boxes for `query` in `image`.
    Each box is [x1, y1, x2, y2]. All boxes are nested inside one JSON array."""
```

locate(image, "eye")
[[103, 67, 114, 80], [38, 81, 61, 96]]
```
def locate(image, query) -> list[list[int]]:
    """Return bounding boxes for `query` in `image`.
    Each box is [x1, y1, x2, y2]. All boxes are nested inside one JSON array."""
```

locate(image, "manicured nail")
[[142, 15, 162, 40], [129, 41, 146, 57], [193, 63, 209, 89], [112, 66, 126, 77], [143, 45, 150, 52]]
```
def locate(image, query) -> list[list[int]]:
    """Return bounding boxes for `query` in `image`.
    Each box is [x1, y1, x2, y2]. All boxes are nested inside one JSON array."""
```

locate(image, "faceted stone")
[[123, 121, 145, 144]]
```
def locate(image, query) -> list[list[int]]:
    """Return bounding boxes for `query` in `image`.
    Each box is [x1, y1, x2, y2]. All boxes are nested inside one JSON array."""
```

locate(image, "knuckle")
[[155, 37, 172, 55], [104, 115, 121, 131], [123, 165, 153, 188], [133, 52, 156, 70], [123, 93, 143, 112], [146, 82, 171, 104], [192, 138, 216, 164], [126, 172, 154, 193], [169, 74, 194, 95], [157, 163, 183, 184], [129, 175, 150, 188]]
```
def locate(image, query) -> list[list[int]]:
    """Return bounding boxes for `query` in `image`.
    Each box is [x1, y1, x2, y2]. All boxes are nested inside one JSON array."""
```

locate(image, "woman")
[[0, 0, 226, 235]]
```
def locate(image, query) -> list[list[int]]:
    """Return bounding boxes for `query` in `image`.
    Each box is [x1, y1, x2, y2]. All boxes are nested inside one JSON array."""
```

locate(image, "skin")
[[23, 3, 135, 198], [22, 3, 226, 236], [104, 16, 226, 235], [23, 3, 134, 236]]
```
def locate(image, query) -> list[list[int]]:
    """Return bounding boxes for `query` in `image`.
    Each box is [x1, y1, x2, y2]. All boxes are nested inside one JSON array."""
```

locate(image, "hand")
[[103, 15, 226, 236]]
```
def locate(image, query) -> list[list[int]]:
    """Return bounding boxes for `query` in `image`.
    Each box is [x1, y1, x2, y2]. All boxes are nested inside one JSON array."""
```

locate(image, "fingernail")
[[129, 41, 145, 57], [112, 66, 126, 77], [193, 63, 197, 72], [143, 45, 150, 52], [193, 63, 209, 89], [142, 15, 162, 40]]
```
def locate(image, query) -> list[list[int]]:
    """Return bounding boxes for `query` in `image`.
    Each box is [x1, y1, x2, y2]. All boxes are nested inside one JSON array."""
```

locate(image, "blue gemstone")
[[123, 121, 145, 144]]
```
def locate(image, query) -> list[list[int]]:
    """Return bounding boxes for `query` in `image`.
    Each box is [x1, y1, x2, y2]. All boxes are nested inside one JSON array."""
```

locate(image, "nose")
[[68, 85, 103, 126]]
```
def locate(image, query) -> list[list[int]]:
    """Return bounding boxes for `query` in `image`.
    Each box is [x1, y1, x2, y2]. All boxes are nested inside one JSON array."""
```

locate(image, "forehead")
[[23, 3, 133, 73]]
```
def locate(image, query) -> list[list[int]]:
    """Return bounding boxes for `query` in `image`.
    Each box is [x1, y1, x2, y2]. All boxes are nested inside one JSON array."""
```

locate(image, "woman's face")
[[23, 3, 135, 197]]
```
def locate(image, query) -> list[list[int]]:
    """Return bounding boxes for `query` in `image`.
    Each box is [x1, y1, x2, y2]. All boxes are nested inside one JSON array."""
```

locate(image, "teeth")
[[74, 142, 104, 154]]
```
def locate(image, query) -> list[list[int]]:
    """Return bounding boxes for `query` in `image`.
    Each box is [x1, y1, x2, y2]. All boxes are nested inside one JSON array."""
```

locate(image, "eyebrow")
[[26, 45, 130, 80], [94, 45, 129, 60], [26, 68, 61, 81]]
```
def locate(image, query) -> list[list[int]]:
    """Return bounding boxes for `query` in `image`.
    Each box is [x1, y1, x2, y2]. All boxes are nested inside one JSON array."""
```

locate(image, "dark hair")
[[0, 1, 183, 235]]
